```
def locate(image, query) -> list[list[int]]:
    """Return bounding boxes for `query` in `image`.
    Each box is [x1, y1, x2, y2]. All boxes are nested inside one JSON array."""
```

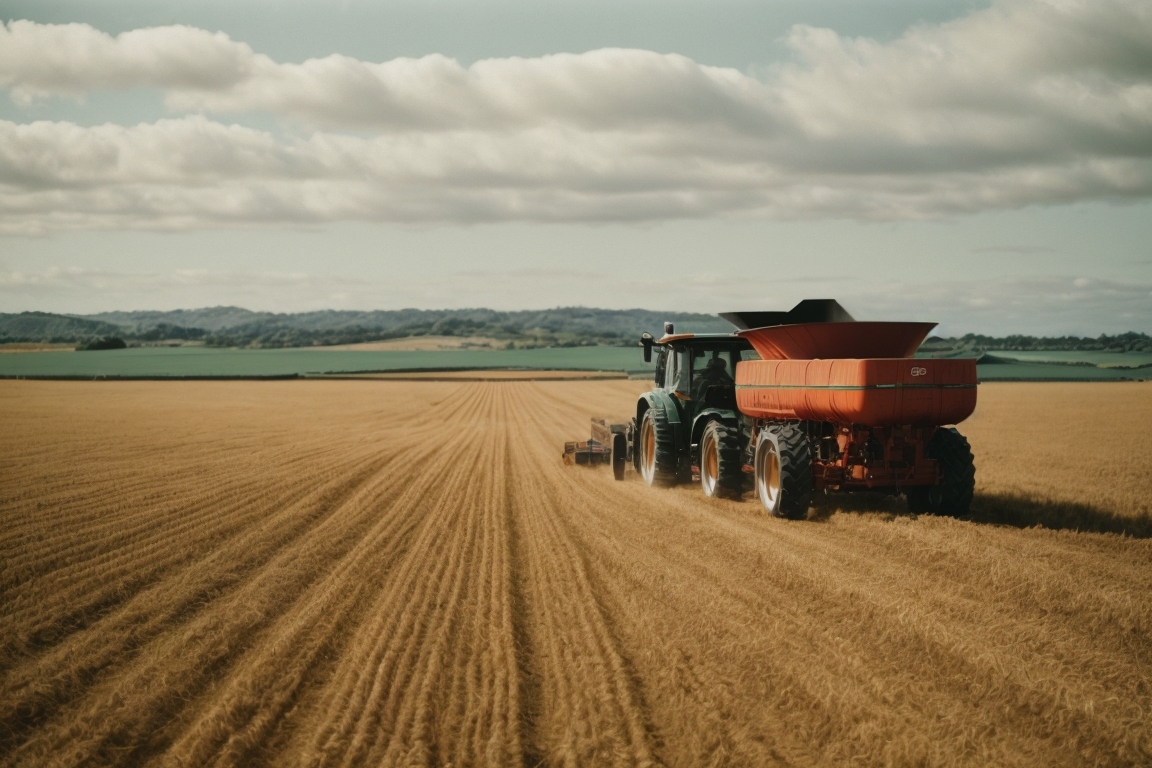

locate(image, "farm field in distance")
[[1, 344, 1150, 381], [2, 380, 1151, 766], [984, 349, 1152, 367], [0, 345, 657, 379]]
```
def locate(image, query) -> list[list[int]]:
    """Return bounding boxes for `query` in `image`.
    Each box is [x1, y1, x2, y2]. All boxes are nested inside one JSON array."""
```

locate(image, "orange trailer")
[[735, 358, 976, 427], [723, 301, 977, 519]]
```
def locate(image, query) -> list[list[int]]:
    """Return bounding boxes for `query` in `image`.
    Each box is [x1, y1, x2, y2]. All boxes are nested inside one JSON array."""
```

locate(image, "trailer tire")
[[611, 432, 627, 481], [908, 427, 975, 516], [700, 421, 745, 499], [755, 423, 812, 519], [639, 408, 677, 487]]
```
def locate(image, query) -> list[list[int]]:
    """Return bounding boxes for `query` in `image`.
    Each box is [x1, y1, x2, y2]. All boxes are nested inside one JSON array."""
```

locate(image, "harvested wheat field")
[[1, 380, 1151, 768]]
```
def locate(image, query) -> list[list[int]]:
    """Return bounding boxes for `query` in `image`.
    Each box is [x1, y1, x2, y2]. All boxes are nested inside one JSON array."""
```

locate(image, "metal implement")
[[563, 419, 631, 480]]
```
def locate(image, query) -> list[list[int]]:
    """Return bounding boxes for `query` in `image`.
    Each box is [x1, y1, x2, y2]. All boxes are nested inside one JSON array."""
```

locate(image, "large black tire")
[[699, 420, 745, 499], [631, 418, 641, 474], [754, 423, 812, 519], [611, 432, 627, 481], [906, 427, 975, 516], [639, 408, 678, 487]]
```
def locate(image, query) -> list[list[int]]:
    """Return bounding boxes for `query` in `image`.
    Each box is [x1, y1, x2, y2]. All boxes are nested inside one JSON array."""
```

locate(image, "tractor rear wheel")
[[906, 427, 975, 516], [754, 423, 812, 519], [700, 421, 745, 499], [639, 408, 677, 486]]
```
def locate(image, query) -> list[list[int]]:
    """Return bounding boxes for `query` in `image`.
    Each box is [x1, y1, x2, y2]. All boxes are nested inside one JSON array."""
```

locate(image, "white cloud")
[[1, 0, 1151, 231], [0, 21, 257, 104]]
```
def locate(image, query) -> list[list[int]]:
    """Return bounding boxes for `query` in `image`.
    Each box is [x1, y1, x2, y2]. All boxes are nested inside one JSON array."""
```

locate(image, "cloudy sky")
[[1, 0, 1150, 335]]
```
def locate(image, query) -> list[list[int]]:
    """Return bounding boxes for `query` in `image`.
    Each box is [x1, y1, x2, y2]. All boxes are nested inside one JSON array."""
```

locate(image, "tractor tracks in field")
[[164, 398, 494, 768], [4, 379, 1151, 767], [282, 381, 663, 768], [300, 383, 523, 767], [0, 449, 378, 670], [505, 467, 546, 768], [0, 427, 388, 650], [504, 384, 661, 768], [0, 386, 485, 766], [2, 455, 402, 765], [2, 380, 644, 768]]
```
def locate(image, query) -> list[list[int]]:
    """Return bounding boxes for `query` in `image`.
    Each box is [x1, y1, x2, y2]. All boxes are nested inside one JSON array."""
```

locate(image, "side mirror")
[[640, 332, 653, 363]]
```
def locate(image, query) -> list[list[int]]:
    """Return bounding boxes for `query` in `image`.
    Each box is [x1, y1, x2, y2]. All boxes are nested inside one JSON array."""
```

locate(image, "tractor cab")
[[644, 331, 753, 412], [634, 325, 755, 486]]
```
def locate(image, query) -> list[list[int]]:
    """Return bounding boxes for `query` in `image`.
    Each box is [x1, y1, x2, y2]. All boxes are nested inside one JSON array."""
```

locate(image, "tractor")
[[633, 325, 754, 496], [567, 299, 978, 519]]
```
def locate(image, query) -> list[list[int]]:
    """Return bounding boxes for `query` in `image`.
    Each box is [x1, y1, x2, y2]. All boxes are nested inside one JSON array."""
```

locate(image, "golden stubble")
[[1, 379, 1149, 767]]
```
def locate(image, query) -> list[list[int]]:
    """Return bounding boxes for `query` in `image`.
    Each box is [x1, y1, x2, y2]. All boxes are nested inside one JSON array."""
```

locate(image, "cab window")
[[665, 348, 681, 389], [690, 348, 740, 382]]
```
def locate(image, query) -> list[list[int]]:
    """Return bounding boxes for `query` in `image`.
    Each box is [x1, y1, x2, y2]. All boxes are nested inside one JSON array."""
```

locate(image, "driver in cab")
[[693, 354, 733, 401]]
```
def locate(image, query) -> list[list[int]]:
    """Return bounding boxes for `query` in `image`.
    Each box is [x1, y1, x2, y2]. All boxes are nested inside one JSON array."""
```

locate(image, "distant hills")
[[2, 306, 1149, 352], [0, 311, 126, 342], [920, 332, 1152, 354], [0, 306, 733, 349], [87, 307, 275, 332]]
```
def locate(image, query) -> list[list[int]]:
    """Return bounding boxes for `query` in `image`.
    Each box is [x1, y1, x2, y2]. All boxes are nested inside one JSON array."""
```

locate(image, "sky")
[[1, 0, 1150, 335]]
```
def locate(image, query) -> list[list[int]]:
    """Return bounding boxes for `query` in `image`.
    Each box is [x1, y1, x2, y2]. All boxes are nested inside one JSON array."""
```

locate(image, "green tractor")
[[633, 322, 755, 496], [562, 321, 754, 494]]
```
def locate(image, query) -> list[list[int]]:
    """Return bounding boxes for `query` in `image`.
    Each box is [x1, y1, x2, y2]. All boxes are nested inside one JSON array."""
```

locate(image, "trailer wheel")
[[639, 408, 677, 486], [611, 432, 627, 481], [754, 423, 812, 519], [700, 421, 745, 499], [907, 427, 975, 516]]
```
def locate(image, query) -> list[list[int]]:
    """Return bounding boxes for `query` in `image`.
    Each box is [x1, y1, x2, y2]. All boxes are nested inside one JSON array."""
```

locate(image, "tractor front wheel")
[[639, 408, 677, 486], [754, 423, 812, 519], [700, 421, 745, 499]]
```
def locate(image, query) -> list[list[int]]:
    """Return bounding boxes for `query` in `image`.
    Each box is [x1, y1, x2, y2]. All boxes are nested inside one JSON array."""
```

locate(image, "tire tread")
[[645, 408, 678, 486], [926, 427, 976, 516], [703, 421, 746, 498], [903, 426, 976, 515], [773, 423, 813, 519]]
